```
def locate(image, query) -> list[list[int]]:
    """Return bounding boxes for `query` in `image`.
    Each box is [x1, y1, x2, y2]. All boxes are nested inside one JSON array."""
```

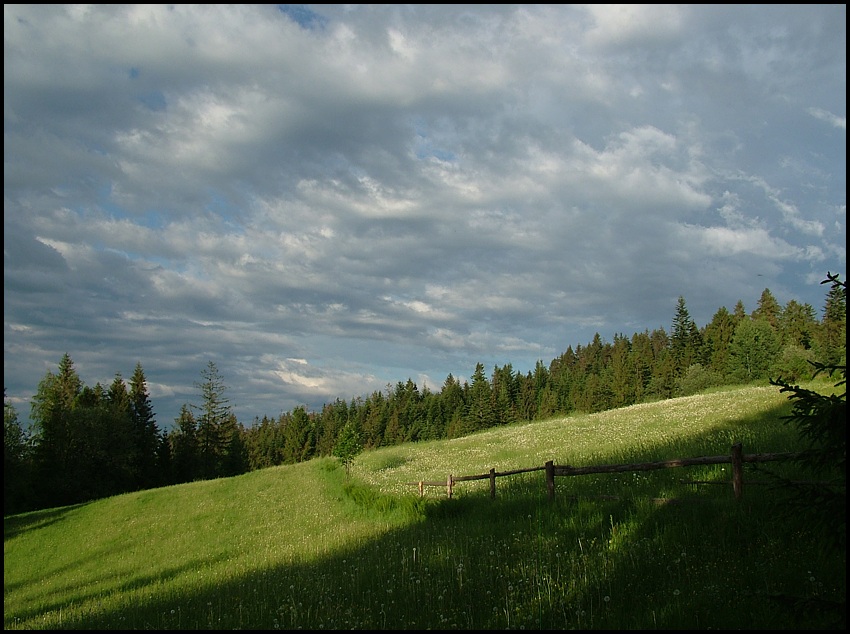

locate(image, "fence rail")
[[407, 442, 800, 501]]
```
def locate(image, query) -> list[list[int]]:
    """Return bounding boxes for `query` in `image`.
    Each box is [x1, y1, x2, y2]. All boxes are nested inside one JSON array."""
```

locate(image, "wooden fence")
[[408, 443, 800, 502]]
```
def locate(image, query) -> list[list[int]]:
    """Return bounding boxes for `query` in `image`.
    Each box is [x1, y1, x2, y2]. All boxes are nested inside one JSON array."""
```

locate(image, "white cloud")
[[807, 107, 846, 130], [4, 4, 845, 426]]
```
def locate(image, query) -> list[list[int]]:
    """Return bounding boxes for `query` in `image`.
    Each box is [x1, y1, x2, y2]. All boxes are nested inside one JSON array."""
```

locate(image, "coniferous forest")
[[4, 276, 846, 516]]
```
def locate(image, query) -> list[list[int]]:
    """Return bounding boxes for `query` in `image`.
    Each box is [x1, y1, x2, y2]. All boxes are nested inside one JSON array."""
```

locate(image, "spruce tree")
[[170, 404, 199, 484], [609, 333, 635, 408], [671, 296, 702, 374], [463, 362, 493, 434], [193, 361, 233, 479], [30, 353, 83, 507], [283, 405, 314, 463], [5, 391, 33, 514], [703, 306, 736, 377], [816, 280, 847, 366], [768, 272, 845, 627], [752, 287, 781, 331], [129, 362, 161, 488], [778, 299, 818, 349]]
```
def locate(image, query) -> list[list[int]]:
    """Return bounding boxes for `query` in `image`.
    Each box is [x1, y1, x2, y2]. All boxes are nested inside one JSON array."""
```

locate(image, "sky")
[[4, 4, 846, 430]]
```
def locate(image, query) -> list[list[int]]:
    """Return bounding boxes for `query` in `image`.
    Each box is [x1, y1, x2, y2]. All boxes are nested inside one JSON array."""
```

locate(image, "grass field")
[[4, 381, 845, 629]]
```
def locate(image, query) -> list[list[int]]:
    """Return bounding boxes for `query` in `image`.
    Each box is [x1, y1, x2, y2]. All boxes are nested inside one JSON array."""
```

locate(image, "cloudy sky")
[[4, 4, 846, 429]]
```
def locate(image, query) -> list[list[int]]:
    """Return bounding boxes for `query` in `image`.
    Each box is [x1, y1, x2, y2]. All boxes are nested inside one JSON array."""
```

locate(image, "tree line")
[[5, 282, 846, 515]]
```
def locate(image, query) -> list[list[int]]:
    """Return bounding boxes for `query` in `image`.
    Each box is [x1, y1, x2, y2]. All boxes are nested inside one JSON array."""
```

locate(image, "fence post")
[[447, 474, 453, 499], [545, 460, 555, 501], [731, 443, 743, 500], [418, 481, 424, 497], [489, 468, 496, 500]]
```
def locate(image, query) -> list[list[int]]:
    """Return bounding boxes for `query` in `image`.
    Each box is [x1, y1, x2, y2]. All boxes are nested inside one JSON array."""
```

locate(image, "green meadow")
[[4, 381, 844, 630]]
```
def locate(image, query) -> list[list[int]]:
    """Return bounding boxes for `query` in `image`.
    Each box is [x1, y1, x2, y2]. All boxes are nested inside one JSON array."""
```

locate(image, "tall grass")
[[4, 382, 844, 629]]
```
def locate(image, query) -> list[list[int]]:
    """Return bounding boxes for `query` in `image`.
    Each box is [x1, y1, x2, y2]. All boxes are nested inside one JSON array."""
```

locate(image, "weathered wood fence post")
[[731, 442, 743, 500], [489, 468, 496, 500], [408, 441, 796, 501]]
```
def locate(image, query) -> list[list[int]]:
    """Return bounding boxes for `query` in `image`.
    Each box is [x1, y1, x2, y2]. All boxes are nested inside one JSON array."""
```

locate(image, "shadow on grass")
[[4, 503, 91, 542]]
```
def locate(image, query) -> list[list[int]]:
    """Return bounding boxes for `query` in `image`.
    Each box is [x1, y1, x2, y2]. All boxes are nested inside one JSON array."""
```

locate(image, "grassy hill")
[[4, 381, 845, 630]]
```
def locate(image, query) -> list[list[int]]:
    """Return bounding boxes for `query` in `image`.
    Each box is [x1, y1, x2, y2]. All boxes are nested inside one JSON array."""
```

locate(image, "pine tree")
[[671, 296, 703, 373], [407, 380, 426, 442], [752, 287, 781, 331], [778, 299, 817, 349], [733, 299, 747, 322], [5, 391, 33, 514], [107, 373, 131, 418], [648, 348, 677, 400], [628, 331, 655, 403], [220, 414, 248, 477], [129, 362, 161, 489], [491, 363, 518, 425], [609, 333, 635, 408], [815, 280, 847, 366], [283, 405, 314, 463], [170, 404, 199, 484], [767, 272, 845, 627], [440, 374, 464, 421], [193, 361, 233, 479], [361, 391, 388, 448], [462, 362, 493, 434], [30, 353, 83, 507], [703, 306, 736, 377], [317, 398, 349, 456], [95, 374, 135, 496]]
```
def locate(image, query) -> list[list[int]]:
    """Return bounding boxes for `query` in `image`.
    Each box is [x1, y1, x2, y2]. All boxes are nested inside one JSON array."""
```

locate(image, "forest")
[[4, 279, 846, 515]]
